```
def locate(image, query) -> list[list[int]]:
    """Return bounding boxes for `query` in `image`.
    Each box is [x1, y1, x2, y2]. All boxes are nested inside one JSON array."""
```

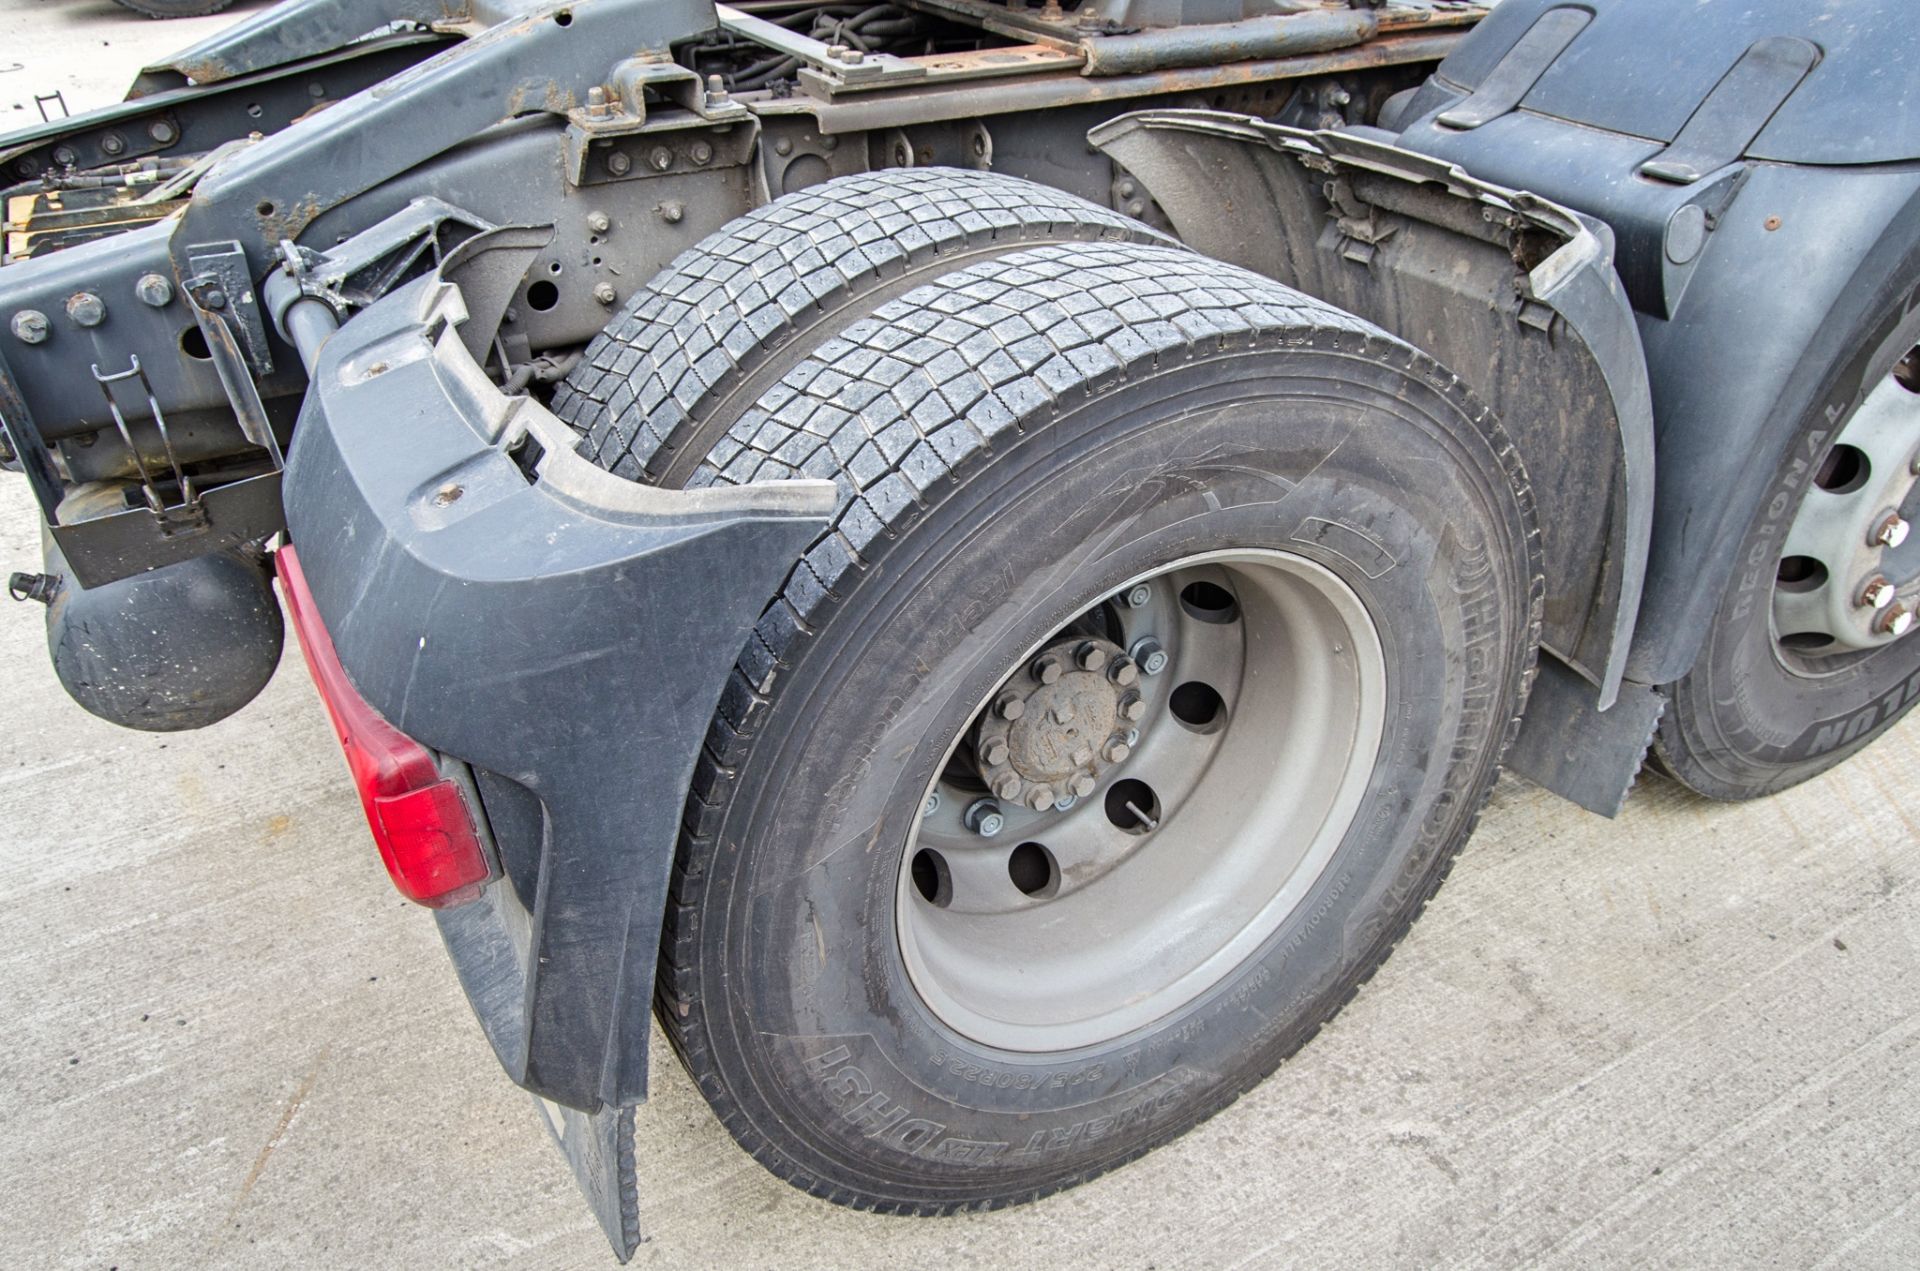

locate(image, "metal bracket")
[[564, 112, 759, 189], [183, 275, 283, 468], [184, 240, 272, 375], [90, 356, 205, 532], [278, 197, 496, 315], [0, 347, 65, 526], [713, 5, 929, 97]]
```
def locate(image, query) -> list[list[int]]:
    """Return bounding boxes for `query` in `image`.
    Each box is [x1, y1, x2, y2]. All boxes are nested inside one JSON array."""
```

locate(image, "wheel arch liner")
[[1092, 110, 1654, 709], [279, 262, 834, 1251]]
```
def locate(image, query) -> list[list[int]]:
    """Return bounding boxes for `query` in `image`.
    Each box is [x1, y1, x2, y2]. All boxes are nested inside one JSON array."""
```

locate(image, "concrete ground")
[[4, 3, 1919, 1267]]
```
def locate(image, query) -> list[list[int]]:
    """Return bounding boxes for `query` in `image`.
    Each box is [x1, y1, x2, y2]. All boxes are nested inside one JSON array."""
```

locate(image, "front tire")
[[1655, 260, 1920, 801], [609, 237, 1540, 1210]]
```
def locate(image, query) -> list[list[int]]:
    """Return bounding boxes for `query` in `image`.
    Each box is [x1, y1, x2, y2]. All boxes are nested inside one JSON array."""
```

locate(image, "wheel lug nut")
[[1027, 786, 1055, 812], [1860, 577, 1897, 610], [1071, 774, 1096, 797], [983, 740, 1010, 767], [1108, 656, 1139, 687], [1118, 694, 1147, 722], [1102, 738, 1132, 763], [964, 798, 1005, 837], [1878, 603, 1915, 638], [922, 789, 941, 817], [1122, 583, 1152, 608], [1075, 641, 1109, 672], [993, 774, 1023, 802], [996, 694, 1026, 721], [1032, 654, 1063, 684], [1872, 513, 1910, 549], [1128, 636, 1167, 676]]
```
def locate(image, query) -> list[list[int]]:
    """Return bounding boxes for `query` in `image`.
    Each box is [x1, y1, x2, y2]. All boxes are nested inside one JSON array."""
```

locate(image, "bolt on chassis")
[[3, 0, 1919, 1254]]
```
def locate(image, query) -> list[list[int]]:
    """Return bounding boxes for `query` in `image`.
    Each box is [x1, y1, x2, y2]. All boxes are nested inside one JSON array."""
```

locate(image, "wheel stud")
[[996, 694, 1026, 721], [1032, 654, 1064, 684], [1872, 513, 1910, 549], [1860, 576, 1896, 610], [983, 739, 1010, 766], [1108, 656, 1140, 687], [1076, 641, 1109, 672], [1027, 786, 1055, 812], [1103, 737, 1132, 763], [1877, 603, 1915, 638], [964, 798, 1006, 837], [1118, 693, 1147, 722], [993, 774, 1023, 802], [1070, 774, 1096, 797], [1128, 636, 1167, 676]]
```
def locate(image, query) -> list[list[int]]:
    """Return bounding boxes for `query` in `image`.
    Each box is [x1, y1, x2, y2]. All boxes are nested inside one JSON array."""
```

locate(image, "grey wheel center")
[[901, 551, 1387, 1052], [974, 636, 1140, 809]]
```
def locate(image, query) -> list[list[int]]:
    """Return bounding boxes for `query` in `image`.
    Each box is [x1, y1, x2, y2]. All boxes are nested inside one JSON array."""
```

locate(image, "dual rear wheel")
[[555, 170, 1544, 1209]]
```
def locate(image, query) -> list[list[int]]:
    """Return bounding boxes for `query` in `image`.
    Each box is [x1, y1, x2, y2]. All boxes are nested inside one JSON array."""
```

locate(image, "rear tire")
[[579, 230, 1541, 1208]]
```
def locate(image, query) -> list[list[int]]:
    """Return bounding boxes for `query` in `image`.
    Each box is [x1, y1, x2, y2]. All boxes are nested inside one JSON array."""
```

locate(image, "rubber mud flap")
[[537, 1099, 640, 1261]]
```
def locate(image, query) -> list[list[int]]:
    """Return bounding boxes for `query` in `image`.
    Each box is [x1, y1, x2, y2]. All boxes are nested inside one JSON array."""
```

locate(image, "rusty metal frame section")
[[165, 0, 718, 277], [760, 30, 1470, 131]]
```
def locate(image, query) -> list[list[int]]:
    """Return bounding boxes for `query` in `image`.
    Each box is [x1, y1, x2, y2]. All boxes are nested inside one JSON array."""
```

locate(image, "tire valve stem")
[[1124, 800, 1159, 832]]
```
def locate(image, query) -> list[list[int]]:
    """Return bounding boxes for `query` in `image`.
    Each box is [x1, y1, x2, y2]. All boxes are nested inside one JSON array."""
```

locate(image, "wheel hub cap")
[[974, 636, 1139, 810]]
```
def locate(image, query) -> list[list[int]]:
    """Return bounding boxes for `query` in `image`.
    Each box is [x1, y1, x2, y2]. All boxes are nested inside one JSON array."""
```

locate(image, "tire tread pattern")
[[551, 169, 1161, 481]]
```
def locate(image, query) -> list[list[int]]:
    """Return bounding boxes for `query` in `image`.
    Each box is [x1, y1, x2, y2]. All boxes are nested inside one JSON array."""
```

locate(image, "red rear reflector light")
[[276, 546, 491, 909]]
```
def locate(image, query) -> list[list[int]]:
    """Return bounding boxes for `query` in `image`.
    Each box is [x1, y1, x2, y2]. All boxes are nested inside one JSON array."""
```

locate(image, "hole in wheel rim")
[[1169, 681, 1226, 729], [1814, 444, 1871, 494], [1179, 580, 1238, 624], [1895, 345, 1919, 393], [1007, 843, 1057, 898], [911, 849, 951, 907], [1775, 555, 1828, 593]]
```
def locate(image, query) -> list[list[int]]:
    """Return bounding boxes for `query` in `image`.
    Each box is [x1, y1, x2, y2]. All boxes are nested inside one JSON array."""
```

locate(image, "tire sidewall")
[[688, 346, 1534, 1198]]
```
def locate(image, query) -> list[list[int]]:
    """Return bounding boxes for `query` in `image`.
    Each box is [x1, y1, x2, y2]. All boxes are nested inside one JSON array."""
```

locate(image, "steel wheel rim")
[[1771, 344, 1920, 661], [895, 548, 1388, 1053]]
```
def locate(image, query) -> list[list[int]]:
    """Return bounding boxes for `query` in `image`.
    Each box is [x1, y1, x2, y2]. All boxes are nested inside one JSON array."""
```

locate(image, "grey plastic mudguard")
[[1093, 110, 1655, 709], [280, 263, 833, 1253], [1389, 0, 1920, 689]]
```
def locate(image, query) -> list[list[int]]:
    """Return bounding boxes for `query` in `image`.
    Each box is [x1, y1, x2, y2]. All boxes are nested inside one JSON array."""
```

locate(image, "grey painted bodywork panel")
[[1434, 0, 1920, 167], [1394, 99, 1920, 688]]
